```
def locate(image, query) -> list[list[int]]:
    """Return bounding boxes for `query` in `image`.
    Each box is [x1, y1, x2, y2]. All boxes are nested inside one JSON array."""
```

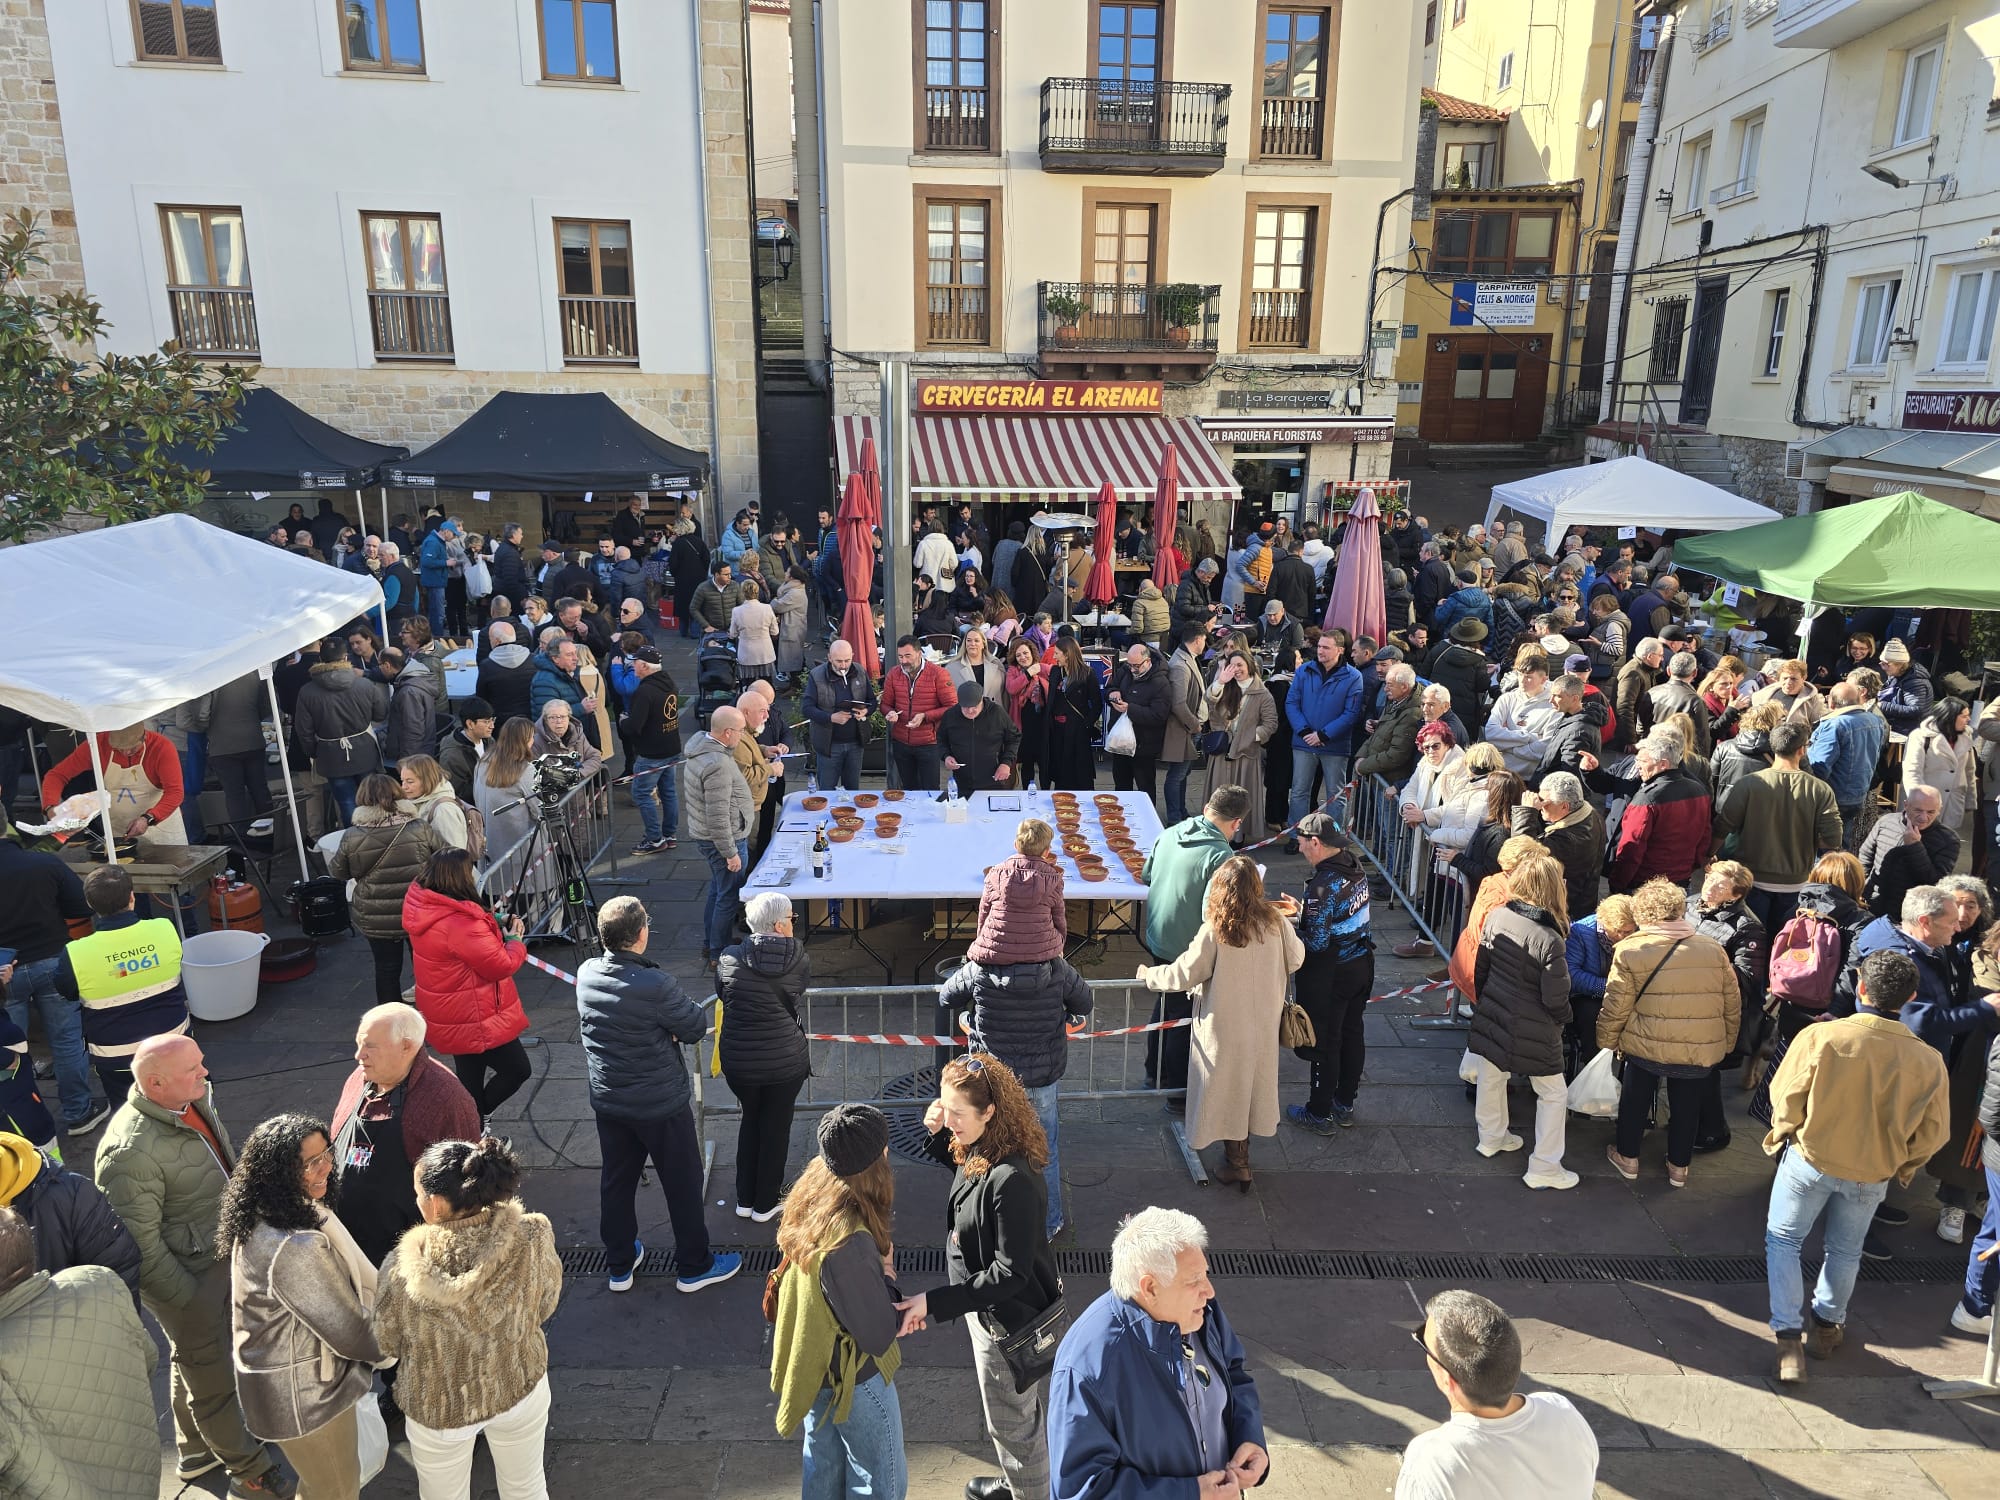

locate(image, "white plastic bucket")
[[181, 929, 269, 1022]]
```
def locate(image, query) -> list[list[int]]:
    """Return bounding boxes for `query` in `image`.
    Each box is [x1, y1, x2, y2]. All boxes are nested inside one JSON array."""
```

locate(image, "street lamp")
[[1862, 162, 1957, 198], [758, 233, 795, 288]]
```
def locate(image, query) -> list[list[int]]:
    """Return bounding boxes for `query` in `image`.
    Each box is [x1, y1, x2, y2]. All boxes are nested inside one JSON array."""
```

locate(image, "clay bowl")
[[830, 804, 856, 816], [833, 817, 864, 832], [1093, 794, 1120, 806], [801, 796, 828, 811], [828, 828, 855, 843], [854, 793, 879, 808], [883, 789, 906, 802], [1077, 865, 1110, 883], [1061, 836, 1092, 854]]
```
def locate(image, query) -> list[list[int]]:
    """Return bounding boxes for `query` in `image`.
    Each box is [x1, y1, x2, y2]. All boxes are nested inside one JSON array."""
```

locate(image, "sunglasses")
[[1181, 1339, 1212, 1387]]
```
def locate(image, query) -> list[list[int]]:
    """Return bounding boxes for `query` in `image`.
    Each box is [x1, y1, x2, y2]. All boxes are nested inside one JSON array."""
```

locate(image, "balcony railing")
[[559, 294, 639, 364], [1691, 5, 1732, 52], [1625, 46, 1655, 100], [1258, 95, 1323, 158], [1038, 78, 1229, 173], [1745, 0, 1778, 22], [1709, 176, 1756, 205], [368, 290, 454, 360], [1038, 281, 1221, 353], [167, 286, 258, 356], [1245, 289, 1312, 349], [925, 286, 989, 346], [924, 85, 991, 151]]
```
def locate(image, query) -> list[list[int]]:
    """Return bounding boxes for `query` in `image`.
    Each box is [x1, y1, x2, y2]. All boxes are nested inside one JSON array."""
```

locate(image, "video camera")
[[531, 750, 586, 805]]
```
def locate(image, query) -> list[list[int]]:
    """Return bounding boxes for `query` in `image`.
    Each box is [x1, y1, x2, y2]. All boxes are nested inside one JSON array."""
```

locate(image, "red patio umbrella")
[[1085, 481, 1118, 607], [857, 434, 883, 527], [837, 470, 880, 679], [1323, 485, 1388, 646], [1150, 443, 1182, 590]]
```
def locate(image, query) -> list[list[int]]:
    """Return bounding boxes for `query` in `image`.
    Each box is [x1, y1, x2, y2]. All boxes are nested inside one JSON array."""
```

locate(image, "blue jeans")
[[325, 774, 361, 828], [1023, 1080, 1063, 1235], [425, 583, 447, 637], [1288, 745, 1349, 827], [1964, 1163, 2000, 1318], [801, 1372, 906, 1500], [1766, 1144, 1888, 1334], [817, 742, 863, 792], [6, 955, 94, 1125], [702, 839, 750, 955], [1163, 760, 1195, 825], [1747, 887, 1801, 937], [178, 731, 207, 844], [630, 757, 680, 844]]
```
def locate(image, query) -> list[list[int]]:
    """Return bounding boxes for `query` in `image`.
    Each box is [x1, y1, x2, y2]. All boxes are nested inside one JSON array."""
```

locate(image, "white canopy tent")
[[1483, 455, 1781, 553], [0, 514, 384, 861]]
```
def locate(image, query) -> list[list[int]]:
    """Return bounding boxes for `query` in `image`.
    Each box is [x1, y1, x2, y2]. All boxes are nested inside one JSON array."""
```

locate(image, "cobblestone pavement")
[[119, 630, 1998, 1498]]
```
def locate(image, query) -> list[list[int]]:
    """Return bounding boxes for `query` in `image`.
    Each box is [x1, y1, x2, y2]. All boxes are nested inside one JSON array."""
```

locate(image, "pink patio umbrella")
[[1150, 443, 1183, 591], [837, 470, 880, 679], [1322, 485, 1388, 646], [856, 434, 883, 527], [1085, 480, 1118, 607]]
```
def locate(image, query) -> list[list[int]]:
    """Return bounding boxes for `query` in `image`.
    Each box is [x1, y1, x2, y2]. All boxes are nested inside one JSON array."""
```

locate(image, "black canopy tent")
[[380, 390, 710, 492], [152, 386, 410, 491]]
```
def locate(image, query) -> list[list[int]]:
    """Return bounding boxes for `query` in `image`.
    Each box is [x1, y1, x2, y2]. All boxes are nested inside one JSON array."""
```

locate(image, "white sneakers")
[[1476, 1134, 1525, 1157], [1937, 1206, 1967, 1244], [1949, 1302, 1992, 1336], [1523, 1169, 1580, 1191]]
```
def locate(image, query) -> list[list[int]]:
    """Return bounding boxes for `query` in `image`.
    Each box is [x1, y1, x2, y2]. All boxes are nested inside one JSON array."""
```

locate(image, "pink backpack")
[[1769, 911, 1842, 1010]]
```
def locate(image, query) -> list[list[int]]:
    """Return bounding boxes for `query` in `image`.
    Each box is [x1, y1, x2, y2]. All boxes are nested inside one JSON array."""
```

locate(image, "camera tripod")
[[498, 795, 602, 951]]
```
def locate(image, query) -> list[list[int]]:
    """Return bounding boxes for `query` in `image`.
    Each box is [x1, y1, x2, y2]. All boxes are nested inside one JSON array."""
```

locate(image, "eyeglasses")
[[1411, 1325, 1464, 1385], [302, 1145, 335, 1173]]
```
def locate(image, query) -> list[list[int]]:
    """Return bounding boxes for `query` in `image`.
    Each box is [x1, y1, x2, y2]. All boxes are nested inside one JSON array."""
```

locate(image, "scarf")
[[1644, 916, 1698, 940], [1005, 664, 1047, 727], [313, 1204, 380, 1381]]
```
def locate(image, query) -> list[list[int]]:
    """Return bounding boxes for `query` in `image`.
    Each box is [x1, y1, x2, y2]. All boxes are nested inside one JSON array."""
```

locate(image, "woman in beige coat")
[[1598, 877, 1742, 1188], [1205, 651, 1279, 842], [1903, 697, 1975, 835], [1137, 856, 1305, 1187]]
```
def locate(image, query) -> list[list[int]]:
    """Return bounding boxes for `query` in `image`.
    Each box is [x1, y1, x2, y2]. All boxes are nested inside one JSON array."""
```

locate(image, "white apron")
[[103, 745, 188, 846]]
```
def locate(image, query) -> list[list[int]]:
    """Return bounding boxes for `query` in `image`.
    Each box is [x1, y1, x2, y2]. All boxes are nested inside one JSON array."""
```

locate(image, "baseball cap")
[[956, 680, 984, 707], [1296, 812, 1341, 844], [1563, 652, 1592, 676], [631, 645, 662, 665]]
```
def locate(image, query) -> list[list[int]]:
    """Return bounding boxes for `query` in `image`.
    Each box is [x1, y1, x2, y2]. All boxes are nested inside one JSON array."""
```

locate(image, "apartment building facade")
[[818, 1, 1422, 537], [10, 0, 760, 533], [1396, 0, 1648, 448], [1608, 0, 2000, 516]]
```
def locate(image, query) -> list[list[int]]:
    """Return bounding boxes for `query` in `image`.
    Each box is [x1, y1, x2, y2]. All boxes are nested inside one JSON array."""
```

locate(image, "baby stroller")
[[693, 629, 740, 728]]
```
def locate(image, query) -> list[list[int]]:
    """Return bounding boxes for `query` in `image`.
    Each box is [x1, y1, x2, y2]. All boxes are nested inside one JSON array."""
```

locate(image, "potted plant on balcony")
[[1046, 291, 1085, 345], [1158, 283, 1206, 347]]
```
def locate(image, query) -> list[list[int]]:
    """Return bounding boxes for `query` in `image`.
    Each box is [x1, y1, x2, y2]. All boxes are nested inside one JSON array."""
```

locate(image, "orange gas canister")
[[207, 875, 264, 933]]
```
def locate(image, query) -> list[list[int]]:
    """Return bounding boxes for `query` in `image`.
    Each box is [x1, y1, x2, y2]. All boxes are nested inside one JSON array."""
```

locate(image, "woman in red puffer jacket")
[[401, 848, 532, 1119]]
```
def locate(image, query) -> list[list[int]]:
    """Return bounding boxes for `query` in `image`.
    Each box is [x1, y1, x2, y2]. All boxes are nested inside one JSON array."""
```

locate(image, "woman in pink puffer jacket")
[[967, 819, 1067, 966]]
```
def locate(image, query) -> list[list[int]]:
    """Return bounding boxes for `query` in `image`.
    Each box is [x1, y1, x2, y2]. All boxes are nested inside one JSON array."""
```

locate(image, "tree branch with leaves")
[[0, 211, 253, 544]]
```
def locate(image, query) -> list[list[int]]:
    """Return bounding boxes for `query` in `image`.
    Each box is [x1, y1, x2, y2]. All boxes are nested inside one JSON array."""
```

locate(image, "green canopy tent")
[[1674, 490, 2000, 614]]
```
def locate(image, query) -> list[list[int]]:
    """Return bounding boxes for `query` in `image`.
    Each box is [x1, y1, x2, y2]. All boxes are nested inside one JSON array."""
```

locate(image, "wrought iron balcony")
[[1038, 78, 1230, 175], [167, 286, 259, 357], [1037, 281, 1220, 377]]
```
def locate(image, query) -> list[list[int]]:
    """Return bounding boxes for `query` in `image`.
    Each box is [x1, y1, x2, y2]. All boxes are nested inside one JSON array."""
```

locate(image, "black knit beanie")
[[817, 1104, 890, 1178]]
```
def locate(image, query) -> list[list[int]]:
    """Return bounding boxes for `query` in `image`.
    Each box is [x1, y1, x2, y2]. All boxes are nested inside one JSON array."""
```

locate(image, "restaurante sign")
[[915, 379, 1165, 415], [1902, 390, 2000, 435]]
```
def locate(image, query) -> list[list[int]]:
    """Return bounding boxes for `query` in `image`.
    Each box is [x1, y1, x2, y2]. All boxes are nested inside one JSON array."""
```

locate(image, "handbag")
[[761, 1251, 791, 1324], [355, 1390, 388, 1484], [983, 1281, 1070, 1394], [1279, 999, 1316, 1049], [1197, 727, 1232, 756]]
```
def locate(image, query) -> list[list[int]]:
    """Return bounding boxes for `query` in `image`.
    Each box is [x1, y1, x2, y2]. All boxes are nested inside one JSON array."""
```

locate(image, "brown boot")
[[1806, 1314, 1844, 1361], [1774, 1332, 1807, 1384], [1222, 1139, 1254, 1194]]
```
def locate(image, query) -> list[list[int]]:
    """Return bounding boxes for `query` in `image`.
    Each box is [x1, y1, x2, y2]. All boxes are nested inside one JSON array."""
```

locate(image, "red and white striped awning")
[[835, 414, 1240, 500]]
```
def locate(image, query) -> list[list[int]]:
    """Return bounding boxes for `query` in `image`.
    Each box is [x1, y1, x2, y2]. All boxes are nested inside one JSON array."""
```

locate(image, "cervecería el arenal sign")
[[915, 379, 1164, 415]]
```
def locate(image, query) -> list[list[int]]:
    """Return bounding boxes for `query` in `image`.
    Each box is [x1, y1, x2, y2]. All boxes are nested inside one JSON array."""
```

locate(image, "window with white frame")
[[1849, 277, 1901, 368], [1938, 267, 1999, 370], [1496, 52, 1513, 92], [1893, 42, 1941, 149], [1763, 287, 1788, 377], [1732, 112, 1762, 194], [1683, 137, 1710, 213]]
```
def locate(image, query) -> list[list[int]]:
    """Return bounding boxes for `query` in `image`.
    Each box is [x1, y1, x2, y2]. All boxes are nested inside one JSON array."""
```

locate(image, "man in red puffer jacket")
[[880, 634, 957, 793], [1584, 730, 1713, 894], [401, 853, 532, 1120], [968, 820, 1067, 966]]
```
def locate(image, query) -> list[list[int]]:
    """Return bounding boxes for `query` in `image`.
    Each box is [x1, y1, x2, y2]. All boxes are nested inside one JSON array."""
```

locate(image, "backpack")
[[446, 798, 487, 864], [1768, 909, 1842, 1010]]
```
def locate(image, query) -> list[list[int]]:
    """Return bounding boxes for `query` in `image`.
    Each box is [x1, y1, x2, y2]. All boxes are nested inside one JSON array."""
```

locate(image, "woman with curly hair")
[[895, 1054, 1062, 1500], [219, 1113, 382, 1498], [1137, 856, 1306, 1187], [769, 1104, 906, 1500], [373, 1137, 562, 1498]]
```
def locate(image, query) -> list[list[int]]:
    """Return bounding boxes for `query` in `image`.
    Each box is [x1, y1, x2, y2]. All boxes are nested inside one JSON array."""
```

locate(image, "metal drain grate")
[[883, 1067, 943, 1164], [559, 1245, 1967, 1285]]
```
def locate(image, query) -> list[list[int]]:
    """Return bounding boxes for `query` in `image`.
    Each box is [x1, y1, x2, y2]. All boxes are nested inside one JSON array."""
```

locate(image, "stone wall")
[[699, 0, 763, 515], [1716, 435, 1797, 515], [0, 0, 83, 298]]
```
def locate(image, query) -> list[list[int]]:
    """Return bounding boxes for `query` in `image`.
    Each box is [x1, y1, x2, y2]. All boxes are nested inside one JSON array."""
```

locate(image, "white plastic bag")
[[1566, 1048, 1620, 1118], [1105, 712, 1137, 757], [355, 1390, 388, 1484]]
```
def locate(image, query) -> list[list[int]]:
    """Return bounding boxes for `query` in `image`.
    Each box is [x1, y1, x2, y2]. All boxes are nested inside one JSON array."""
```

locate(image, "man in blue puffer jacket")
[[417, 519, 457, 639], [1431, 568, 1494, 642], [1285, 630, 1364, 834], [1808, 682, 1889, 849]]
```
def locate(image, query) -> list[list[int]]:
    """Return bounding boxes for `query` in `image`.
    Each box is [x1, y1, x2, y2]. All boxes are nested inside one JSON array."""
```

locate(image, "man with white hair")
[[1611, 637, 1664, 752], [1648, 650, 1711, 756], [1583, 728, 1712, 893], [685, 705, 755, 963], [1049, 1207, 1267, 1500], [328, 1003, 480, 1268], [378, 540, 418, 627], [1489, 519, 1529, 576], [1418, 680, 1469, 750], [1353, 662, 1424, 782], [1513, 771, 1603, 923], [576, 896, 741, 1295]]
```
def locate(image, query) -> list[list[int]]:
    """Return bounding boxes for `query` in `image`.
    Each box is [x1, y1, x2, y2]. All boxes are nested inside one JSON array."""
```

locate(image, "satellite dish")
[[1586, 98, 1605, 132]]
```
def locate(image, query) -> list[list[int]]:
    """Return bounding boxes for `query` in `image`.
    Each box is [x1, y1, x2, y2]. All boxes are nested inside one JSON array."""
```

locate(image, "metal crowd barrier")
[[1343, 773, 1473, 1029], [474, 775, 617, 938], [694, 978, 1172, 1114]]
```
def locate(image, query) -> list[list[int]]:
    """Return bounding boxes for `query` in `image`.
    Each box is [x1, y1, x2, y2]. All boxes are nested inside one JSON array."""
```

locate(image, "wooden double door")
[[1419, 332, 1551, 444]]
